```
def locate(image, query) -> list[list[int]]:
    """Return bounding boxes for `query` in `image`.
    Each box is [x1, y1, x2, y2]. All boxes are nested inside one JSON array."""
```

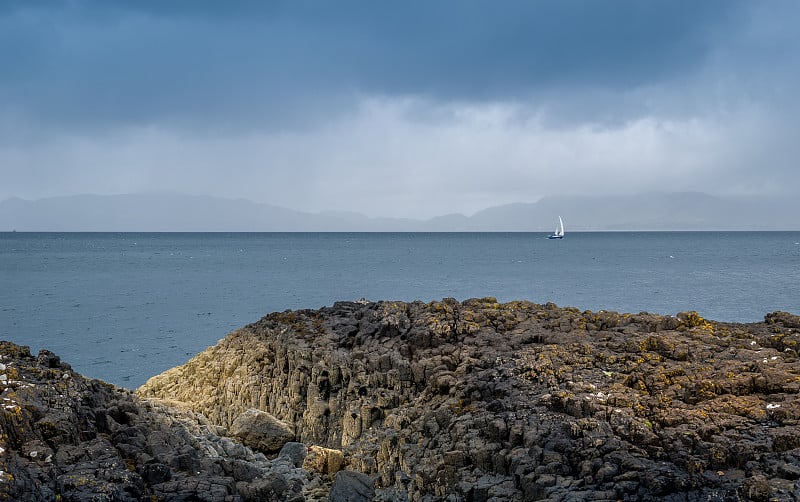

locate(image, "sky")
[[1, 1, 798, 219]]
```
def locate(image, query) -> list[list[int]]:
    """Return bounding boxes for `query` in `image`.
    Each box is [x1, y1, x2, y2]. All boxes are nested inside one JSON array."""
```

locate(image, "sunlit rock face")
[[138, 299, 800, 501]]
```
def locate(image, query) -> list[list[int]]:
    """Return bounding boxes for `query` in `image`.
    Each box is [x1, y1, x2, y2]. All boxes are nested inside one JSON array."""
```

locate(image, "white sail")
[[548, 216, 565, 239]]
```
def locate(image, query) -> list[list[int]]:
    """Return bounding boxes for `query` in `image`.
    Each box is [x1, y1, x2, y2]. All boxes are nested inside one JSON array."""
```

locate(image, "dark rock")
[[237, 472, 290, 502], [738, 474, 772, 501], [128, 299, 799, 501], [765, 311, 800, 329], [0, 342, 330, 501], [36, 349, 66, 369], [777, 461, 800, 480], [222, 458, 263, 482], [329, 470, 376, 501], [279, 441, 308, 467], [7, 297, 800, 501], [140, 462, 171, 483]]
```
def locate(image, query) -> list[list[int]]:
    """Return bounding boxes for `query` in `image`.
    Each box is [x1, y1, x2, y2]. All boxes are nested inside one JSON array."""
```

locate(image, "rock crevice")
[[137, 299, 800, 501], [3, 300, 800, 500]]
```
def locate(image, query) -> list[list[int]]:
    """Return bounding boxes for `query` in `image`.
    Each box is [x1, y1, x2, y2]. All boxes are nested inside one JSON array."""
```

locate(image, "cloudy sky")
[[1, 1, 798, 219]]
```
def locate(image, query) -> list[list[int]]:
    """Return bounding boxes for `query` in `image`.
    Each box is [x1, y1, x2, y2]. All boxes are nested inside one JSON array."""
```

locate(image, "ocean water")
[[2, 232, 800, 388]]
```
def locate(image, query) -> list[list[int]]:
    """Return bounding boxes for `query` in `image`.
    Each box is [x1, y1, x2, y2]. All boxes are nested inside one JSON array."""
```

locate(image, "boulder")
[[279, 441, 308, 467], [302, 445, 344, 477], [329, 470, 375, 502], [236, 472, 291, 502], [230, 408, 295, 453]]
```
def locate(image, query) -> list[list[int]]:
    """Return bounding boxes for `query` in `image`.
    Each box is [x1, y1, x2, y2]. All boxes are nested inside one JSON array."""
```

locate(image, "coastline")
[[3, 299, 800, 500], [4, 231, 800, 388]]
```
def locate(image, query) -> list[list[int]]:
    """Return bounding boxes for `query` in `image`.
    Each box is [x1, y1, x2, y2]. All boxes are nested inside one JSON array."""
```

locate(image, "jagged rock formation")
[[0, 342, 336, 501], [3, 300, 800, 501], [137, 298, 800, 501]]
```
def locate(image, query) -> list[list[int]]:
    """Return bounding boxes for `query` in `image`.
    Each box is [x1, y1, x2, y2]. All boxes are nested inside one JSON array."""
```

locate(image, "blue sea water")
[[2, 232, 800, 388]]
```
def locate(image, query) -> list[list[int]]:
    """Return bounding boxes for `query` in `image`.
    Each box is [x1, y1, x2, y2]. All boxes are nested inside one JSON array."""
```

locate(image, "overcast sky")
[[1, 1, 798, 219]]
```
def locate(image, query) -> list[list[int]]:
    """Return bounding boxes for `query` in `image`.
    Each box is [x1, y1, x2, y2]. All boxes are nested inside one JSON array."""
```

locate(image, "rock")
[[140, 462, 171, 483], [230, 408, 295, 453], [302, 445, 344, 477], [765, 311, 800, 329], [36, 349, 67, 369], [8, 297, 800, 501], [237, 472, 290, 502], [329, 470, 375, 501], [0, 341, 332, 501], [739, 474, 772, 501], [136, 299, 800, 501], [280, 441, 309, 467]]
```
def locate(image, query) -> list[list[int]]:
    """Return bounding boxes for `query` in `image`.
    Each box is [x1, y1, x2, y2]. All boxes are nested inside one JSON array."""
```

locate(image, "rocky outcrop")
[[4, 300, 800, 501], [138, 299, 800, 501], [230, 409, 295, 453], [0, 342, 329, 501]]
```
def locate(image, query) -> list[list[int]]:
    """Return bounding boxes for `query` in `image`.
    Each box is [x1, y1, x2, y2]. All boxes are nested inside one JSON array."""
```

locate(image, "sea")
[[2, 232, 800, 389]]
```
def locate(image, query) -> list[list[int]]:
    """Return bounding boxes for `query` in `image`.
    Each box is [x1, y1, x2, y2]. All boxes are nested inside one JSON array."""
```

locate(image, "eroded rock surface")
[[136, 299, 800, 501], [230, 408, 295, 453], [0, 342, 326, 501]]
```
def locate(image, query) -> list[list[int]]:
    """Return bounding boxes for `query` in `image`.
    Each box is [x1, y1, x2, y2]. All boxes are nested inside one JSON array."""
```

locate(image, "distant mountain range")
[[0, 192, 797, 231]]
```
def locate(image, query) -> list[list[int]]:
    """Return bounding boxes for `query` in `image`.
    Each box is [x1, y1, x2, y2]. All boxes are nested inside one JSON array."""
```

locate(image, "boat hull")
[[548, 216, 565, 239]]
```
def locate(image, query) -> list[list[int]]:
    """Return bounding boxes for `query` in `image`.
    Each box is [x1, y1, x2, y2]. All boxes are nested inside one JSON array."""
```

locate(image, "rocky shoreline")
[[3, 299, 800, 500]]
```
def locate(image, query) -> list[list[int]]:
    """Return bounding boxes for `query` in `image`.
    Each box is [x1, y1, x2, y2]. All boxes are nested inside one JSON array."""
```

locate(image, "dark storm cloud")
[[2, 1, 799, 218], [0, 0, 747, 131]]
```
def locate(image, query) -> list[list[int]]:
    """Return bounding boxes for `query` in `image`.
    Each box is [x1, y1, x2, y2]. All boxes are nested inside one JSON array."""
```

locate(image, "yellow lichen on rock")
[[302, 445, 344, 478]]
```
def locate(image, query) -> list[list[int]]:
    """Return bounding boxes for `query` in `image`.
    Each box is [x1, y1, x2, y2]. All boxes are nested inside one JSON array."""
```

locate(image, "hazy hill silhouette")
[[1, 192, 796, 231]]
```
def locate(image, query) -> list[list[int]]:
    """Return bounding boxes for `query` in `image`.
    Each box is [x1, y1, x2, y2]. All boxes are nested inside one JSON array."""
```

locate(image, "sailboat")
[[548, 216, 564, 239]]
